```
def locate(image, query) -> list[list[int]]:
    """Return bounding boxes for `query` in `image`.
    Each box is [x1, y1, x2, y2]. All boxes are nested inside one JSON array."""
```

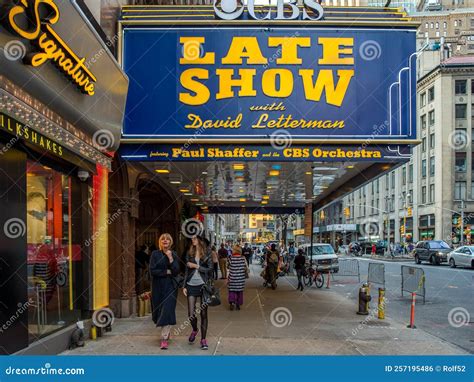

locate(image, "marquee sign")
[[122, 26, 416, 143], [2, 0, 97, 96]]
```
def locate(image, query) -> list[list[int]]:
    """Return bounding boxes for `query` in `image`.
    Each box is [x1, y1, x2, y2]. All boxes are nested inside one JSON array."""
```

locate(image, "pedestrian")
[[211, 245, 219, 280], [242, 243, 252, 266], [183, 235, 214, 350], [294, 248, 306, 291], [266, 243, 279, 290], [227, 244, 248, 310], [218, 243, 228, 279], [149, 233, 180, 350], [371, 243, 376, 256]]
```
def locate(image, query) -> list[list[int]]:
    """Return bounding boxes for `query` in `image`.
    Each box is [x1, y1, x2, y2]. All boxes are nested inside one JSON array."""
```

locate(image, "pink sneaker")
[[188, 330, 198, 344], [200, 339, 208, 350], [160, 340, 168, 350]]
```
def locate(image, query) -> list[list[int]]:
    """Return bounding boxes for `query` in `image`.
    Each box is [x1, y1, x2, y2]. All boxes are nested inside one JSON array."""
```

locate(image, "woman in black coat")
[[183, 235, 214, 350], [150, 233, 180, 350]]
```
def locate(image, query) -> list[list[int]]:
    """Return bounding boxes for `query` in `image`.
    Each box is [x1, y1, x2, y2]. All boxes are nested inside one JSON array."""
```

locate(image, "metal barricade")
[[401, 265, 426, 304], [334, 258, 360, 282], [367, 262, 385, 288]]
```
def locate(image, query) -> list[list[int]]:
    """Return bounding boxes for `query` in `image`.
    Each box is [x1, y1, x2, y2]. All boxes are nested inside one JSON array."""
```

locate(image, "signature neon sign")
[[3, 0, 97, 96]]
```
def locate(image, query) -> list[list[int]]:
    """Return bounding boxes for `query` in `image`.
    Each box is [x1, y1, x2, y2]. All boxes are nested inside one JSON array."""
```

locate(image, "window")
[[409, 164, 414, 183], [385, 174, 389, 190], [422, 159, 427, 178], [422, 186, 427, 204], [456, 104, 467, 119], [454, 181, 466, 200], [424, 32, 429, 38], [471, 181, 474, 199], [436, 31, 440, 37], [420, 114, 427, 129], [391, 172, 395, 189], [429, 184, 435, 203], [402, 166, 406, 185], [26, 161, 80, 339], [422, 137, 426, 152], [376, 178, 379, 193], [455, 152, 467, 172], [443, 31, 447, 37], [430, 156, 435, 176], [472, 80, 474, 94], [443, 22, 447, 28], [420, 92, 426, 107], [436, 22, 439, 28], [428, 87, 435, 102], [429, 110, 435, 125], [455, 20, 458, 27], [425, 22, 429, 28], [430, 22, 434, 28], [429, 133, 435, 149], [455, 80, 467, 95]]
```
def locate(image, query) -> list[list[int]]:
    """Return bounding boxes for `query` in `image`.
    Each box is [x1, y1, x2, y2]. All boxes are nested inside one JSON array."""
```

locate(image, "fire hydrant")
[[357, 283, 372, 315]]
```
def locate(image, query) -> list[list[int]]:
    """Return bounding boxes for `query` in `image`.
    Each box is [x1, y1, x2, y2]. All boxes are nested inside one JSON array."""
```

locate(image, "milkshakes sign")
[[121, 6, 416, 142]]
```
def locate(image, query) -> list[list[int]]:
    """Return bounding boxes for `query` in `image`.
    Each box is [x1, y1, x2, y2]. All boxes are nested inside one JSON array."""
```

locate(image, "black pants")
[[296, 269, 304, 290], [186, 287, 208, 340]]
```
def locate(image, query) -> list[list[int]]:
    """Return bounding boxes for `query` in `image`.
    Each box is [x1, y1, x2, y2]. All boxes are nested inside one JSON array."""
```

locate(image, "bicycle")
[[303, 266, 324, 288]]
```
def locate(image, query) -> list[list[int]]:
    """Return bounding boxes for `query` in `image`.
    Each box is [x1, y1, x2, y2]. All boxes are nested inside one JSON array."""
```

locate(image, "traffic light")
[[344, 207, 350, 217], [407, 207, 412, 217], [320, 211, 325, 220], [400, 225, 405, 235]]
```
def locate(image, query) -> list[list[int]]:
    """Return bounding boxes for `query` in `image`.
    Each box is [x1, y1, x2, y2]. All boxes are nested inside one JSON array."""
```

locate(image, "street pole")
[[460, 199, 465, 246], [310, 205, 314, 267]]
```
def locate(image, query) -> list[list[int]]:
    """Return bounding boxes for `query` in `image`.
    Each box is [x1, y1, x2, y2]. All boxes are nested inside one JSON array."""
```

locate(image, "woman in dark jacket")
[[183, 235, 214, 350], [150, 233, 180, 350]]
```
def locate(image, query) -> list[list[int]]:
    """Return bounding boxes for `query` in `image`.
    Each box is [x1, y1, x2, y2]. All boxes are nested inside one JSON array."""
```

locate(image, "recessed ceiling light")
[[155, 169, 170, 174], [184, 193, 193, 196], [262, 195, 270, 200], [261, 200, 268, 205], [202, 171, 208, 174], [269, 170, 280, 176], [239, 198, 246, 202], [347, 165, 355, 169], [305, 171, 312, 175], [170, 181, 181, 185], [191, 198, 199, 202], [233, 164, 245, 170], [179, 188, 190, 193]]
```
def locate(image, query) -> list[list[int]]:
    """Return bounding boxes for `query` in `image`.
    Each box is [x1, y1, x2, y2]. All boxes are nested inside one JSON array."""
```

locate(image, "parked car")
[[447, 246, 474, 269], [299, 243, 339, 273], [414, 240, 451, 265]]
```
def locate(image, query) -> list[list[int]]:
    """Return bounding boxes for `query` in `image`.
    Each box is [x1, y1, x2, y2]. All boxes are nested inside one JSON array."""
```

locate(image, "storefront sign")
[[213, 0, 324, 21], [122, 28, 416, 142], [2, 0, 97, 95], [0, 112, 64, 157], [119, 144, 411, 162]]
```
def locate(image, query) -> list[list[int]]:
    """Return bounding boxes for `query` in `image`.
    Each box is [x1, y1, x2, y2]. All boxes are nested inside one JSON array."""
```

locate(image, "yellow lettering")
[[179, 37, 215, 65], [299, 69, 354, 107], [179, 69, 210, 106], [268, 37, 311, 64], [216, 69, 257, 100], [318, 38, 354, 65], [222, 37, 267, 65], [262, 69, 293, 98]]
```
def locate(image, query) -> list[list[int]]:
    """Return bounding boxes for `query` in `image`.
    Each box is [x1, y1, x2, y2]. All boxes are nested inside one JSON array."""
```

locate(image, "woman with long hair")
[[149, 233, 180, 350], [183, 235, 214, 350], [227, 244, 248, 310]]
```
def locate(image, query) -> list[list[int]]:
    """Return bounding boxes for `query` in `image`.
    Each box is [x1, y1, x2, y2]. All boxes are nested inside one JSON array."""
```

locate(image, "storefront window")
[[26, 162, 80, 341]]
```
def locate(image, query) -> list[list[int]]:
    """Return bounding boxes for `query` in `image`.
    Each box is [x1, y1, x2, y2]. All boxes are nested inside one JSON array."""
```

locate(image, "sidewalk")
[[63, 265, 467, 356]]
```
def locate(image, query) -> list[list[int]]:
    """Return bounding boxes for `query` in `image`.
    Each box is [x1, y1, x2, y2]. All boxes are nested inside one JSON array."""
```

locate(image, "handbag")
[[202, 280, 221, 307]]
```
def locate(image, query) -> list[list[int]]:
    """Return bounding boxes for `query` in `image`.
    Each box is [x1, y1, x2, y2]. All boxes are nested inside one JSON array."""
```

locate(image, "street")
[[326, 257, 474, 353]]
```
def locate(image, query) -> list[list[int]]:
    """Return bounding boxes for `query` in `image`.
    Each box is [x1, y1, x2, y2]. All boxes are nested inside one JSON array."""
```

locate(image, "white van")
[[299, 243, 339, 273]]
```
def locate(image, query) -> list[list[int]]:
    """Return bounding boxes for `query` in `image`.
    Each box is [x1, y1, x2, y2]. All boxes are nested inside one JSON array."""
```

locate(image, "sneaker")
[[160, 340, 168, 350], [229, 303, 234, 311], [236, 304, 241, 310], [188, 330, 198, 344], [200, 339, 208, 350]]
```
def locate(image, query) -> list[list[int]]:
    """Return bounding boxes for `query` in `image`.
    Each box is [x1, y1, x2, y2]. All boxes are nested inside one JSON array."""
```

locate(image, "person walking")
[[294, 248, 306, 291], [183, 236, 214, 350], [211, 245, 219, 280], [149, 233, 180, 350], [266, 243, 280, 290], [242, 243, 252, 266], [371, 243, 376, 257], [227, 244, 248, 310], [218, 243, 228, 279]]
